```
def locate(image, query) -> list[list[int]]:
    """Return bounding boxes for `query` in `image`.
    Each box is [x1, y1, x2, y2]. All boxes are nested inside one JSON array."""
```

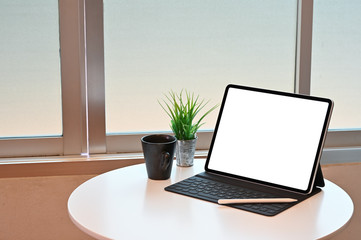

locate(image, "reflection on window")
[[104, 0, 297, 133]]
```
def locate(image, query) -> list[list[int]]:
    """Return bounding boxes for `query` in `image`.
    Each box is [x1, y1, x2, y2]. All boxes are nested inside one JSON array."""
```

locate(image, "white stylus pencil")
[[218, 198, 298, 205]]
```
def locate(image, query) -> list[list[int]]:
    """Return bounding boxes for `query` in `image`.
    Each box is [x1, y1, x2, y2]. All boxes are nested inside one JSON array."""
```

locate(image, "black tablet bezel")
[[205, 84, 333, 195]]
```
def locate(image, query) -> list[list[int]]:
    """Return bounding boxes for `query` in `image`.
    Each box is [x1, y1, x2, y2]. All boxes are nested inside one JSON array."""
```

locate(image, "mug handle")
[[161, 152, 171, 170]]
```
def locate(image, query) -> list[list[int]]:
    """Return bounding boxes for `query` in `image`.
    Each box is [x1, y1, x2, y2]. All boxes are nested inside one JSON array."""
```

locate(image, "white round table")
[[68, 159, 353, 240]]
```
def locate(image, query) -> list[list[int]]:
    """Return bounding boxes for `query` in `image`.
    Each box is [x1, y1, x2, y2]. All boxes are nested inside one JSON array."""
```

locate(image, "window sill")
[[2, 147, 360, 178], [0, 151, 209, 178], [0, 154, 144, 178]]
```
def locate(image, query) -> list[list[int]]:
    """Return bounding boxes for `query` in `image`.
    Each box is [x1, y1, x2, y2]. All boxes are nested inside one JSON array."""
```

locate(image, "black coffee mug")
[[141, 134, 177, 180]]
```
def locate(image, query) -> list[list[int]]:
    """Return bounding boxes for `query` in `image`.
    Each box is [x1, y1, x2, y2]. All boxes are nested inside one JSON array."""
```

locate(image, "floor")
[[0, 162, 360, 240]]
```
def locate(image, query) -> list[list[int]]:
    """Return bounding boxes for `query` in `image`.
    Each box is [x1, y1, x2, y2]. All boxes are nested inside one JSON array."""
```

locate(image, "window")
[[0, 0, 92, 157], [0, 0, 61, 138], [1, 0, 360, 162], [104, 0, 297, 133], [311, 0, 361, 130]]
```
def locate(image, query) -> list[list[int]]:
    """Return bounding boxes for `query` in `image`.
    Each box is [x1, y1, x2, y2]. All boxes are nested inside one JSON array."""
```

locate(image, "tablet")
[[205, 84, 333, 194]]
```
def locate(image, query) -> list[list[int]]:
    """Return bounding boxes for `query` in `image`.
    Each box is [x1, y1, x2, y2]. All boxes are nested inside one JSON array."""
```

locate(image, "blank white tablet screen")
[[208, 87, 330, 191]]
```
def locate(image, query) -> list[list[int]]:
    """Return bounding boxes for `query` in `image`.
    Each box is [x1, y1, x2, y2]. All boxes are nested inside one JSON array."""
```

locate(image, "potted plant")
[[159, 90, 218, 167]]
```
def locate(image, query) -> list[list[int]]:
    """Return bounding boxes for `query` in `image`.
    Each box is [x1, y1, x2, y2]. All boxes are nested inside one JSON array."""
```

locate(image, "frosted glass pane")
[[311, 0, 361, 129], [104, 1, 297, 133], [0, 0, 62, 138]]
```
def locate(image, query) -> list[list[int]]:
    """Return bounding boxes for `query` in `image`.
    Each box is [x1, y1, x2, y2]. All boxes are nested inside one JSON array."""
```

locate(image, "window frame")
[[0, 0, 90, 157], [1, 0, 361, 161]]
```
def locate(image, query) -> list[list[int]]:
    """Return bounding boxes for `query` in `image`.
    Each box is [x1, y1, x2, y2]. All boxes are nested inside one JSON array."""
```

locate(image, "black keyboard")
[[165, 175, 294, 216]]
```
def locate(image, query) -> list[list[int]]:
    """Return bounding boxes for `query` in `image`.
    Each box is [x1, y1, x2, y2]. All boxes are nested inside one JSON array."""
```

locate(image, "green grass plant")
[[159, 90, 219, 140]]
